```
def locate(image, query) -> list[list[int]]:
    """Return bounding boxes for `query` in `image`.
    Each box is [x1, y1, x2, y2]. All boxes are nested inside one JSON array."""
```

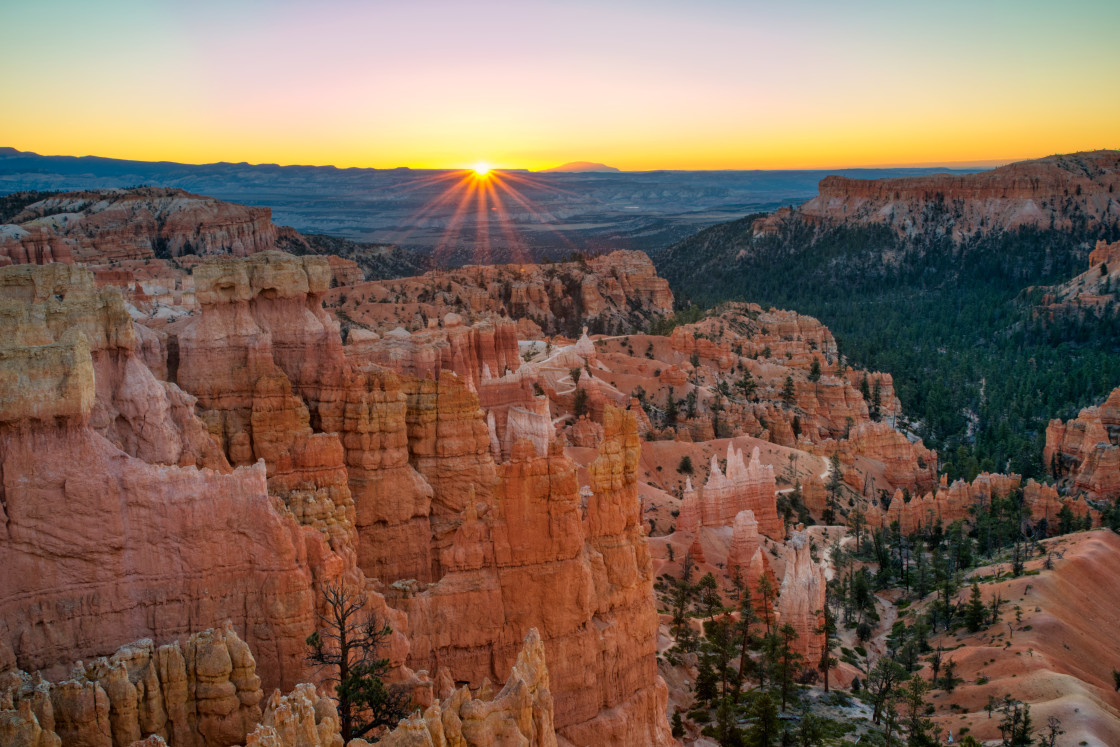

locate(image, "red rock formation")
[[386, 406, 672, 746], [798, 150, 1120, 240], [0, 624, 267, 747], [777, 533, 826, 669], [727, 510, 776, 600], [828, 421, 937, 496], [677, 478, 700, 534], [1037, 239, 1120, 317], [326, 254, 363, 287], [869, 472, 1094, 536], [1, 188, 278, 265], [3, 250, 676, 745], [0, 262, 225, 470], [370, 629, 557, 747], [0, 260, 412, 697], [669, 328, 736, 371], [1045, 387, 1120, 501], [801, 474, 829, 521], [695, 444, 784, 539], [345, 314, 522, 393], [326, 250, 672, 338], [672, 303, 839, 372], [247, 684, 343, 747], [0, 224, 74, 266], [568, 414, 604, 449]]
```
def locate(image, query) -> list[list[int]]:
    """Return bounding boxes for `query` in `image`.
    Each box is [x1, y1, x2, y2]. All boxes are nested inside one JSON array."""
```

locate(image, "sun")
[[472, 162, 491, 177]]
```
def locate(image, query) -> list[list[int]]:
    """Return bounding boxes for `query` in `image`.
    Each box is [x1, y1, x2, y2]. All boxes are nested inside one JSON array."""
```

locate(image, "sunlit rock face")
[[0, 246, 686, 745], [0, 188, 278, 266], [0, 259, 416, 698], [794, 150, 1120, 240], [325, 249, 673, 338], [385, 405, 673, 746]]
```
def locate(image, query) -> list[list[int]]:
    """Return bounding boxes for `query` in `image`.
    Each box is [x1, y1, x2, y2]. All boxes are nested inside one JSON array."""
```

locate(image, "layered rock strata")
[[386, 405, 672, 746], [796, 150, 1120, 240], [692, 445, 783, 539], [0, 188, 277, 265], [375, 628, 556, 747], [0, 624, 265, 747], [0, 260, 412, 695], [326, 250, 672, 338], [1044, 387, 1120, 501]]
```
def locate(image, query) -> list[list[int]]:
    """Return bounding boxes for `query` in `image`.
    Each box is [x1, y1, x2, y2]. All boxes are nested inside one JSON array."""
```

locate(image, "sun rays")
[[385, 167, 583, 267]]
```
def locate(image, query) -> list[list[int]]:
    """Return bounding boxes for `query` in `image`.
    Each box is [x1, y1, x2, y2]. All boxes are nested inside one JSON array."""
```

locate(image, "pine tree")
[[671, 711, 685, 738], [816, 605, 839, 692], [697, 572, 722, 620], [900, 674, 938, 747], [772, 623, 803, 712], [781, 375, 796, 407], [965, 582, 987, 632], [997, 698, 1033, 747], [736, 585, 759, 691], [808, 357, 822, 382], [745, 691, 779, 747]]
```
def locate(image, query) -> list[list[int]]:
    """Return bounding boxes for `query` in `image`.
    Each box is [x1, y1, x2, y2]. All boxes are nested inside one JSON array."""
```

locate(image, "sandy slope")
[[925, 530, 1120, 745]]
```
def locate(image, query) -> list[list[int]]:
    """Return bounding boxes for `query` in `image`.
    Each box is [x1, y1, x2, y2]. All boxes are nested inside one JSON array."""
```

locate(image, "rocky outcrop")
[[776, 533, 826, 669], [798, 150, 1120, 240], [325, 255, 363, 287], [3, 249, 678, 745], [869, 472, 1095, 536], [1045, 387, 1120, 501], [386, 405, 672, 746], [693, 444, 784, 539], [726, 511, 776, 604], [0, 262, 225, 469], [0, 188, 278, 265], [376, 628, 556, 747], [826, 421, 937, 496], [345, 315, 522, 394], [0, 624, 265, 747], [0, 260, 417, 695], [326, 251, 672, 338], [1037, 240, 1120, 317], [0, 224, 74, 267], [244, 684, 342, 747]]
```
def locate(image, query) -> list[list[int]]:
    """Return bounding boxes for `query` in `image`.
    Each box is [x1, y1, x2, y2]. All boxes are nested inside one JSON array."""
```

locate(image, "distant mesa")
[[540, 161, 620, 173]]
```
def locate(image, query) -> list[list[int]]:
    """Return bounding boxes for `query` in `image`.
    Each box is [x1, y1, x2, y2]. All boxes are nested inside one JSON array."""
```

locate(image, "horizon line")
[[0, 146, 1066, 174]]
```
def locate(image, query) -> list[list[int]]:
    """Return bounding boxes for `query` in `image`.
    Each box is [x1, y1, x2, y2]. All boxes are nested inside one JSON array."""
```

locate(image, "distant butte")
[[540, 160, 620, 172]]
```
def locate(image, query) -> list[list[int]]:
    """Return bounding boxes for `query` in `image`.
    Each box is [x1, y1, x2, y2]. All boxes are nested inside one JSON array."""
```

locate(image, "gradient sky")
[[2, 0, 1117, 170]]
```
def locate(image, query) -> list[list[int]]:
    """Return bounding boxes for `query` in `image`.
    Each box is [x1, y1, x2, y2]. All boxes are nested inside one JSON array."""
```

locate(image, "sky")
[[2, 0, 1117, 171]]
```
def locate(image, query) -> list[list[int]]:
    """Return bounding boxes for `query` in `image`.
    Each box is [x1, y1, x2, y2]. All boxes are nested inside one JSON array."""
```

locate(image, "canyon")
[[2, 178, 1118, 746]]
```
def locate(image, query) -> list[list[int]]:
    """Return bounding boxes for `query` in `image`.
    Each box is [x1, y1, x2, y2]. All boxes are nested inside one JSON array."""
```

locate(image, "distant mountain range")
[[539, 161, 620, 173]]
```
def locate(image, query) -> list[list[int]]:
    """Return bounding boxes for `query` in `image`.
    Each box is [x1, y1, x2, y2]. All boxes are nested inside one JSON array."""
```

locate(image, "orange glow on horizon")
[[2, 1, 1117, 173]]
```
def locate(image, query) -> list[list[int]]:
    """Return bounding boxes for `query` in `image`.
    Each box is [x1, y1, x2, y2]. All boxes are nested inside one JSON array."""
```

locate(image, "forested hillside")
[[653, 213, 1120, 480]]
